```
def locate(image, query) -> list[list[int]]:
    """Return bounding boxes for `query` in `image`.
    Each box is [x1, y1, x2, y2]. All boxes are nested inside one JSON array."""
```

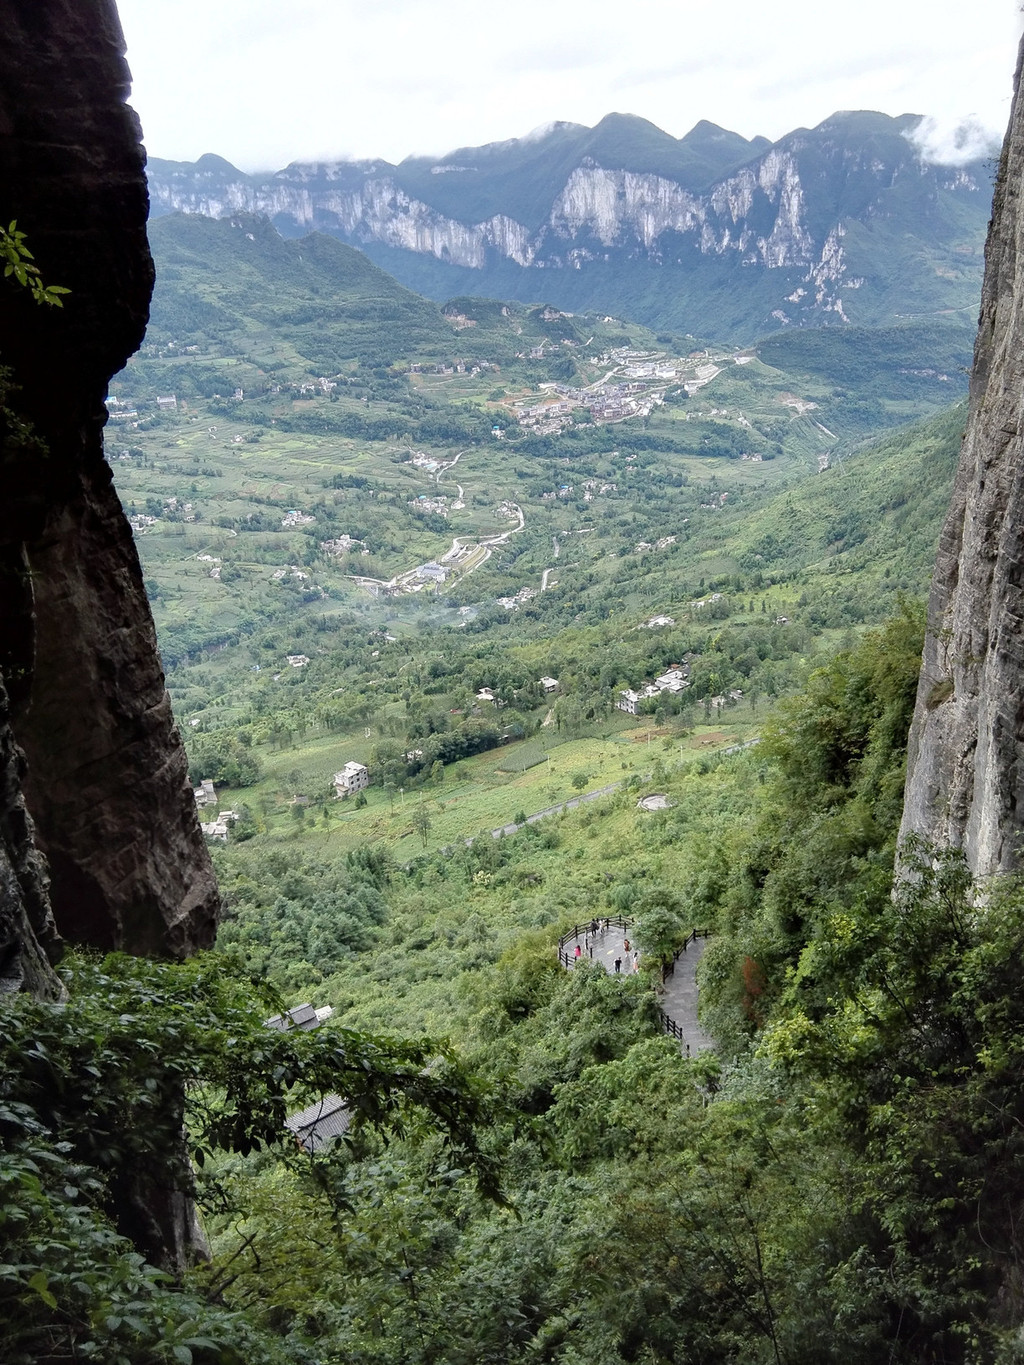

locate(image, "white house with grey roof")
[[333, 762, 369, 797]]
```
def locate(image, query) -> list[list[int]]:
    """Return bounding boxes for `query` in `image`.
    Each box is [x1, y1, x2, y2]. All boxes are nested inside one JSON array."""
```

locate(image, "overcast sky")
[[115, 0, 1023, 172]]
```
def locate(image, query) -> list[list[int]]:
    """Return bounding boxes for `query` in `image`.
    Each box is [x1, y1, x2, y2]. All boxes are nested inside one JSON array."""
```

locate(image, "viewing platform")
[[558, 917, 714, 1056]]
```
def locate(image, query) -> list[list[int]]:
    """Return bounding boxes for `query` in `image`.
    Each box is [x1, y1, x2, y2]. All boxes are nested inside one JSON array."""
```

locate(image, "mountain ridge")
[[147, 109, 995, 341]]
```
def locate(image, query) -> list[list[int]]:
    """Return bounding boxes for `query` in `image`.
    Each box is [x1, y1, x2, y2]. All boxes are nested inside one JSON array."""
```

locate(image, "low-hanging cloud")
[[117, 0, 1020, 169], [906, 113, 1002, 166]]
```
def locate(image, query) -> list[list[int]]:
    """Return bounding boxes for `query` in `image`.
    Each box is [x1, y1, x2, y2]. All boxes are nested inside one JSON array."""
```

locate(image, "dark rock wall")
[[0, 670, 62, 999], [900, 35, 1024, 877], [0, 0, 218, 956]]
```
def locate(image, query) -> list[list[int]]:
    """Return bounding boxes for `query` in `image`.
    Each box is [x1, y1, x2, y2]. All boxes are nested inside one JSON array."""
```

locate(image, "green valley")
[[100, 216, 969, 869], [19, 205, 1014, 1365], [11, 7, 1024, 1362]]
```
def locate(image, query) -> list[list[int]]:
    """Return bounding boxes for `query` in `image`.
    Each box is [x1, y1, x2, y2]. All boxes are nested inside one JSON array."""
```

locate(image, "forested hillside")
[[12, 600, 1024, 1362]]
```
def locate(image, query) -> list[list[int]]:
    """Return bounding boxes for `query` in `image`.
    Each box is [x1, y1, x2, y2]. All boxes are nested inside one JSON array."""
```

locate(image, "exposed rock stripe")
[[900, 34, 1024, 877]]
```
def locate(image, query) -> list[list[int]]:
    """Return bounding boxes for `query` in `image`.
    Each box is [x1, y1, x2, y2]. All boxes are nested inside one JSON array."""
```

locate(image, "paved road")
[[491, 780, 632, 838]]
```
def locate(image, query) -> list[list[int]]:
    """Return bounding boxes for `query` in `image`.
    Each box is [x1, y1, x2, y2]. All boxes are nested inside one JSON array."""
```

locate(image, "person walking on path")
[[614, 956, 622, 973], [574, 944, 582, 962]]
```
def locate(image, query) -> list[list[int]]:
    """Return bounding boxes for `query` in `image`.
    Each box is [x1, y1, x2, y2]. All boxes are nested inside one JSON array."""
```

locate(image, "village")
[[503, 344, 755, 437]]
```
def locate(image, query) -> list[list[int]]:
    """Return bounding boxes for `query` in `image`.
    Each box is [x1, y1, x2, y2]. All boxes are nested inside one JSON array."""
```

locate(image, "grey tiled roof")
[[265, 1002, 319, 1031], [285, 1094, 351, 1152]]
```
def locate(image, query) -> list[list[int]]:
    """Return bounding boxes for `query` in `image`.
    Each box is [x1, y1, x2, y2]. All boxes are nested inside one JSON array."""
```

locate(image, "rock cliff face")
[[148, 111, 992, 335], [0, 1, 218, 961], [900, 36, 1024, 878], [0, 671, 62, 1000]]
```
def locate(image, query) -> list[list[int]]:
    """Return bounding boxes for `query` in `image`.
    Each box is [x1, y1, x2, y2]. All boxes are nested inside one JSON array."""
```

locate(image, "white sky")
[[115, 0, 1023, 172]]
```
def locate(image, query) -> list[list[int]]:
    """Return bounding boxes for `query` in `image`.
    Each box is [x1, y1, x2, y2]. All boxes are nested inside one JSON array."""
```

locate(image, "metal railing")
[[556, 918, 711, 1055], [557, 916, 634, 968], [662, 927, 711, 979], [659, 1012, 693, 1055]]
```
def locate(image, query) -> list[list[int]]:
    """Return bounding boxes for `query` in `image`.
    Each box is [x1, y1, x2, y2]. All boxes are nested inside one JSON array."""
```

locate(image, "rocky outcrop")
[[0, 1, 218, 957], [900, 35, 1024, 878]]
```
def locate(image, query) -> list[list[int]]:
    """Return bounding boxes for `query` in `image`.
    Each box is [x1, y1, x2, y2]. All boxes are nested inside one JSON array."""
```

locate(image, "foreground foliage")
[[13, 609, 1024, 1362], [194, 611, 1024, 1362], [0, 955, 496, 1364]]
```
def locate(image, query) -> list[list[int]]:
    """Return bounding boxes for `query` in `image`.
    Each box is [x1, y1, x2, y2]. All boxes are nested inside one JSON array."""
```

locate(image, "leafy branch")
[[0, 220, 70, 307]]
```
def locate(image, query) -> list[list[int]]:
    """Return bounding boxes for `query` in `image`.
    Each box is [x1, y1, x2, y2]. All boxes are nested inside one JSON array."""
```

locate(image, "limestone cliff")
[[0, 1, 218, 960], [900, 35, 1024, 877], [147, 111, 992, 334]]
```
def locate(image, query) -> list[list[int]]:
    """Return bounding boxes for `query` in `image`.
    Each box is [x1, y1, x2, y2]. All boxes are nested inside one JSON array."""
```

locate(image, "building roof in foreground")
[[285, 1093, 351, 1153]]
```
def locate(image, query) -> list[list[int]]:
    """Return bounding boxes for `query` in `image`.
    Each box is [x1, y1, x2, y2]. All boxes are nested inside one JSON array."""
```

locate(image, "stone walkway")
[[660, 936, 715, 1053], [565, 922, 714, 1055], [566, 921, 641, 976]]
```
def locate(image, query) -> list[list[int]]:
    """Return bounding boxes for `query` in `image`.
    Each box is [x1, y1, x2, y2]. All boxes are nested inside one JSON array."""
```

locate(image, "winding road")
[[347, 441, 524, 594]]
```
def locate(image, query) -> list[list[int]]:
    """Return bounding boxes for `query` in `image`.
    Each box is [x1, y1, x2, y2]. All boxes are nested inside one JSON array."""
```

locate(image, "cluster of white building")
[[193, 777, 242, 840], [321, 534, 364, 555], [409, 495, 449, 515], [293, 376, 338, 397], [497, 585, 538, 610], [634, 535, 677, 553], [203, 810, 240, 841], [476, 677, 558, 706], [617, 666, 690, 716], [414, 561, 448, 584]]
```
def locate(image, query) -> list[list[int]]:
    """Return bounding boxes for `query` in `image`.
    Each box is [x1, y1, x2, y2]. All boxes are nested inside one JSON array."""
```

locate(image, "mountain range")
[[147, 111, 996, 341]]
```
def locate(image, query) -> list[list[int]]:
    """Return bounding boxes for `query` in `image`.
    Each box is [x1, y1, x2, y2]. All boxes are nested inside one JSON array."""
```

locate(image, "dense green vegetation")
[[11, 610, 1024, 1361], [106, 397, 960, 866], [109, 211, 969, 711], [0, 954, 496, 1365]]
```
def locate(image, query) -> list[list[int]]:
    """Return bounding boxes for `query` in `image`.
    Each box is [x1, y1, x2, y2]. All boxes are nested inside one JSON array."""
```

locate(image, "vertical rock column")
[[900, 35, 1024, 878], [0, 669, 62, 999], [0, 0, 218, 955]]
